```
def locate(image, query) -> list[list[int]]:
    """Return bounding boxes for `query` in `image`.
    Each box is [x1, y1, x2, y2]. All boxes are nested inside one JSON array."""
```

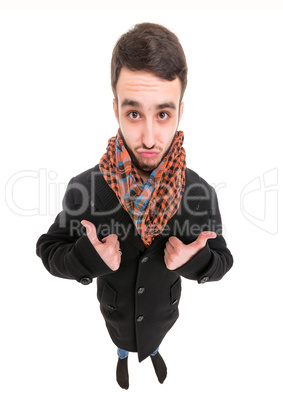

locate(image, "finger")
[[111, 237, 120, 251], [164, 246, 171, 259], [165, 240, 175, 254], [196, 231, 217, 247], [164, 248, 174, 270], [102, 233, 119, 245], [164, 248, 169, 267], [81, 220, 100, 244], [168, 236, 183, 248], [168, 237, 184, 256], [164, 253, 168, 268], [200, 231, 217, 239]]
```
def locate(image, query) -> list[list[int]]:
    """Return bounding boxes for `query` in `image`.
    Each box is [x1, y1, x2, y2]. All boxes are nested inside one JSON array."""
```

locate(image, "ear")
[[178, 101, 184, 123], [113, 98, 119, 121]]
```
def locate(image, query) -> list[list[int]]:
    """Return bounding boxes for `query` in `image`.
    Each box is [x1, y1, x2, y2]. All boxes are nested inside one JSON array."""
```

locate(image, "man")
[[36, 22, 233, 390]]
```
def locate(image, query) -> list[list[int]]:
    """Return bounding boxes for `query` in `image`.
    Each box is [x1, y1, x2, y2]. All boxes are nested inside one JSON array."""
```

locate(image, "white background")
[[1, 1, 282, 401]]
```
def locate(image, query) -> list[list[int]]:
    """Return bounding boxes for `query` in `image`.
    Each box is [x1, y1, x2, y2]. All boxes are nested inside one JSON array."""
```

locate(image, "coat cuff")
[[65, 234, 114, 284], [173, 243, 213, 283]]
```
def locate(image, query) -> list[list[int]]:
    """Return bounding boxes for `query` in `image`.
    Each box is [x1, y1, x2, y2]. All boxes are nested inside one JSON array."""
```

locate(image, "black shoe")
[[116, 356, 129, 390], [150, 352, 167, 384]]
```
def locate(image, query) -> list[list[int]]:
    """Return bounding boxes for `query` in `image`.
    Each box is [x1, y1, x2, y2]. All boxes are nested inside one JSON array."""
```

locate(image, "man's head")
[[111, 23, 187, 179]]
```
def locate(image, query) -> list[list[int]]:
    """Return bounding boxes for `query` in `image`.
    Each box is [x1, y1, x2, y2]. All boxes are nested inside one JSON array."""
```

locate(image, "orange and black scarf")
[[99, 129, 186, 247]]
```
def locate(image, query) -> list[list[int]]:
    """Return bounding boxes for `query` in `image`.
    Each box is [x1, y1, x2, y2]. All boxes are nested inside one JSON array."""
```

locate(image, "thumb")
[[81, 220, 100, 245], [195, 231, 217, 248]]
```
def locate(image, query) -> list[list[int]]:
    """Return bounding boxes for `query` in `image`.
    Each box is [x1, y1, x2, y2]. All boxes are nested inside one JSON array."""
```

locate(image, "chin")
[[137, 160, 160, 172], [131, 151, 163, 173]]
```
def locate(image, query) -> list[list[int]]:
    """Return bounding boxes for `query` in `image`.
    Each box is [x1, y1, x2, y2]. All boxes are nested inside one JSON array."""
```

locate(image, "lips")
[[137, 151, 160, 159]]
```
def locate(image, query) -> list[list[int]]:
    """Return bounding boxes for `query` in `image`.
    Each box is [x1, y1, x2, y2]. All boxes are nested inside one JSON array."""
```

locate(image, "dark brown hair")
[[111, 22, 187, 105]]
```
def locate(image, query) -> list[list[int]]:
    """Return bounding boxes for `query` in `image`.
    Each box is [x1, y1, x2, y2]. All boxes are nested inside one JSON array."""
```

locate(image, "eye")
[[128, 111, 140, 119], [158, 111, 169, 120]]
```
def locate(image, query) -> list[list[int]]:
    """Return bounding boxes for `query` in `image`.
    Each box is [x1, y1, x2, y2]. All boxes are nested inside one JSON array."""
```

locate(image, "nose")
[[142, 121, 155, 149]]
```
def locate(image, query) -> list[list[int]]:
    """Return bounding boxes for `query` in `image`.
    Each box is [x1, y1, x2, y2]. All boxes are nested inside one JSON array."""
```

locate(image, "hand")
[[81, 220, 121, 271], [164, 231, 217, 271]]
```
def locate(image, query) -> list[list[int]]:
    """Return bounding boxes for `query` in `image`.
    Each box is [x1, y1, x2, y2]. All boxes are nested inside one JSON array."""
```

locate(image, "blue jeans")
[[117, 346, 159, 359]]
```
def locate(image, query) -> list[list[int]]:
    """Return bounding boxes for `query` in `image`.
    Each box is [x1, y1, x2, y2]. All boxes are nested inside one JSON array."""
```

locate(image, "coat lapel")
[[87, 165, 146, 252]]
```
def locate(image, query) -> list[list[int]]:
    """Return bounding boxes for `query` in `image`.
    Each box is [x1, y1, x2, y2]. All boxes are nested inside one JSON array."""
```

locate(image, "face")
[[113, 67, 184, 180]]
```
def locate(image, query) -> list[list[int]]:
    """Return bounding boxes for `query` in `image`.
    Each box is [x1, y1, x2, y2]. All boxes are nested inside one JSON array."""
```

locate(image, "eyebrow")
[[121, 99, 176, 110]]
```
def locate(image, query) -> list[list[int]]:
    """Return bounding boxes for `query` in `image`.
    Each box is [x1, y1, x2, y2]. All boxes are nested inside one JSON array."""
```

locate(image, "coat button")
[[200, 276, 209, 284], [137, 287, 145, 294], [141, 257, 149, 263], [80, 277, 92, 285], [137, 315, 144, 322]]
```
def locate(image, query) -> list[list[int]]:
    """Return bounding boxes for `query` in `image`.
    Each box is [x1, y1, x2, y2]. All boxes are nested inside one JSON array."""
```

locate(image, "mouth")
[[137, 150, 160, 159]]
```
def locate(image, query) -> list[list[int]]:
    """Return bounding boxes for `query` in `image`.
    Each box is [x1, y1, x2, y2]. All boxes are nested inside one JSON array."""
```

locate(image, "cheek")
[[120, 120, 140, 140], [120, 128, 141, 149], [158, 130, 177, 148]]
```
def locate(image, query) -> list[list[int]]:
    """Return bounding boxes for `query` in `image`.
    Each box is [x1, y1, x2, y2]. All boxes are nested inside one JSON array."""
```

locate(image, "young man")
[[36, 22, 233, 389]]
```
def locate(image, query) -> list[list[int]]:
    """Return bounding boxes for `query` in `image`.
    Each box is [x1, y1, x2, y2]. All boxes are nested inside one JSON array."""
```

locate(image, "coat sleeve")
[[174, 184, 234, 284], [35, 177, 114, 284]]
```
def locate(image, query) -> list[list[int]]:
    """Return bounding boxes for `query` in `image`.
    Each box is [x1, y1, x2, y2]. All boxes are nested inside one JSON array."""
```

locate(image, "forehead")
[[116, 67, 181, 106]]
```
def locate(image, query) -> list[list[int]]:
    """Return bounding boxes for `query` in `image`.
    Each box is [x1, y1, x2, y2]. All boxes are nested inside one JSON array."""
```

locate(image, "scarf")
[[99, 129, 186, 247]]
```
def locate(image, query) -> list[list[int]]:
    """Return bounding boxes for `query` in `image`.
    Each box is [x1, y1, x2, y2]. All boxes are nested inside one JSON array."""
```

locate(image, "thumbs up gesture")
[[81, 220, 121, 271], [164, 231, 217, 271]]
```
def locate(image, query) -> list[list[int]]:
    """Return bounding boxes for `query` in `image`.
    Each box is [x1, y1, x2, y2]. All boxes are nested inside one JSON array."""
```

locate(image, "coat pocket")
[[101, 281, 117, 314], [170, 277, 182, 308]]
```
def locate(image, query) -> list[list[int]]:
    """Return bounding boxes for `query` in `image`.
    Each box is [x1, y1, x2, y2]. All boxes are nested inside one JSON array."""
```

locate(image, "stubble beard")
[[119, 130, 176, 173]]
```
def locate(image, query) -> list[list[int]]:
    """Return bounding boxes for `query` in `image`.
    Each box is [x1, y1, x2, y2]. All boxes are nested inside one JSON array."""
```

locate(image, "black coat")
[[36, 165, 233, 362]]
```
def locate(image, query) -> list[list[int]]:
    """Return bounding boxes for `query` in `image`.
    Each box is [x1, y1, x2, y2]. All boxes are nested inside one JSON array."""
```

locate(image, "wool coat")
[[36, 164, 233, 362]]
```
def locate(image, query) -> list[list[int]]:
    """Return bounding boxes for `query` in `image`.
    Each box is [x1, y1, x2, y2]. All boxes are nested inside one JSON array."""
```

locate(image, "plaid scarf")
[[99, 129, 186, 247]]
